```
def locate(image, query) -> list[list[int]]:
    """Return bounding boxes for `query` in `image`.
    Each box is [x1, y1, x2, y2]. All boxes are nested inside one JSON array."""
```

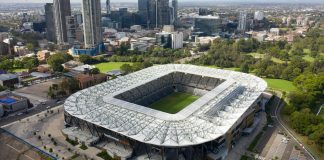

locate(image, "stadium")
[[64, 64, 268, 160]]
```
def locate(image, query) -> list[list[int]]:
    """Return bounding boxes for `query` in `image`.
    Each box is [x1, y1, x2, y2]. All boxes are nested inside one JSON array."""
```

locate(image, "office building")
[[171, 0, 178, 25], [171, 32, 183, 49], [66, 16, 76, 44], [72, 0, 103, 56], [199, 8, 212, 16], [149, 0, 170, 28], [156, 31, 183, 49], [156, 32, 172, 48], [194, 15, 222, 36], [238, 12, 247, 32], [74, 14, 83, 26], [82, 0, 103, 49], [106, 0, 111, 14], [45, 3, 56, 42], [138, 0, 149, 26], [53, 0, 71, 45]]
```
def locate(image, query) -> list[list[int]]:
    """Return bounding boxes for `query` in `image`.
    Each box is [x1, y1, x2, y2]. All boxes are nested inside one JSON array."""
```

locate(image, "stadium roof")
[[64, 64, 267, 147]]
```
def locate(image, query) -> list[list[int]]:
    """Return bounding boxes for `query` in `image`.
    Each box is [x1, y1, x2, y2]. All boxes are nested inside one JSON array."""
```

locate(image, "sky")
[[0, 0, 323, 3]]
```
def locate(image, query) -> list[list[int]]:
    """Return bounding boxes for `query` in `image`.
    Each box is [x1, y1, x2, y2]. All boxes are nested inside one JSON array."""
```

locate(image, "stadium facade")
[[64, 64, 268, 160]]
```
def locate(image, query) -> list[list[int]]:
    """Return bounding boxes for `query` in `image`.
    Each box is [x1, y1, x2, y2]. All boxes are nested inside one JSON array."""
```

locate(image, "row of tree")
[[283, 74, 324, 152], [0, 55, 39, 72], [120, 62, 153, 74]]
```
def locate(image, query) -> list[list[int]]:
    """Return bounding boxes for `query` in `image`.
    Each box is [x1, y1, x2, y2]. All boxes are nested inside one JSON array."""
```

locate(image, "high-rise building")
[[138, 0, 149, 26], [82, 0, 103, 49], [148, 0, 170, 28], [171, 0, 178, 25], [53, 0, 71, 45], [66, 16, 76, 44], [45, 3, 56, 42], [198, 8, 212, 16], [237, 12, 247, 32], [106, 0, 111, 14], [156, 31, 183, 49], [194, 15, 222, 35]]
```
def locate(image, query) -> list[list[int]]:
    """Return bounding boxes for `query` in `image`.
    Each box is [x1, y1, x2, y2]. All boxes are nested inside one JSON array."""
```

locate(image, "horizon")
[[0, 0, 323, 4]]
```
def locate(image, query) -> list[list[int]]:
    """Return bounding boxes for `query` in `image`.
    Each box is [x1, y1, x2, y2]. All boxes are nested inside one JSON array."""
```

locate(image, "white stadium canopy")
[[64, 64, 267, 147]]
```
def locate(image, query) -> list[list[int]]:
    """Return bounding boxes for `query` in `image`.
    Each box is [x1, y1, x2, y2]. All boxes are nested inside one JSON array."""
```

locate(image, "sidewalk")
[[226, 112, 267, 160]]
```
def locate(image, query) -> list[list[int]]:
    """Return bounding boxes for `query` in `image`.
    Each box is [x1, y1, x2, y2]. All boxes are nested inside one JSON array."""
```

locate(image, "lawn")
[[303, 55, 315, 62], [94, 62, 133, 73], [12, 68, 28, 73], [149, 92, 199, 114], [264, 78, 297, 93], [248, 53, 287, 64], [204, 65, 240, 71]]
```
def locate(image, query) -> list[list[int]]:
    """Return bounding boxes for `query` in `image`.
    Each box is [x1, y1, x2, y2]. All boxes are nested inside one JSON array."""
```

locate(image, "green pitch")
[[149, 92, 199, 114]]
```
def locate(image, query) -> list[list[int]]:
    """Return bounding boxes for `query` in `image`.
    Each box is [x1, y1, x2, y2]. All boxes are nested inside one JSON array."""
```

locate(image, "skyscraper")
[[66, 16, 76, 44], [82, 0, 103, 49], [237, 12, 247, 32], [106, 0, 111, 14], [44, 3, 56, 42], [148, 0, 170, 28], [171, 0, 178, 25], [138, 0, 149, 26], [53, 0, 71, 45]]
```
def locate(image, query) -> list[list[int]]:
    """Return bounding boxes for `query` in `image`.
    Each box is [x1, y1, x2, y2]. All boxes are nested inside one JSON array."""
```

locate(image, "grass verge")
[[263, 78, 297, 93]]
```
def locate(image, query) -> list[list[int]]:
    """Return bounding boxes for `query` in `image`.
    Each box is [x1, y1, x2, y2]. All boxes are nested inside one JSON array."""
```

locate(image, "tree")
[[47, 53, 73, 72], [90, 68, 100, 75], [0, 59, 14, 71], [60, 78, 80, 94], [120, 64, 132, 74], [21, 57, 39, 71], [240, 63, 249, 73], [79, 55, 96, 64], [0, 85, 7, 92], [26, 43, 34, 51]]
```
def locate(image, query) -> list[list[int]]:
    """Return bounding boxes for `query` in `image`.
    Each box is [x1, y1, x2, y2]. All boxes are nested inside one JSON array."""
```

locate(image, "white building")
[[22, 22, 33, 30], [270, 28, 280, 36], [130, 25, 142, 32], [163, 25, 175, 32], [171, 32, 183, 49], [156, 32, 183, 49], [237, 12, 247, 32], [254, 11, 264, 21], [131, 42, 150, 52], [195, 36, 219, 45]]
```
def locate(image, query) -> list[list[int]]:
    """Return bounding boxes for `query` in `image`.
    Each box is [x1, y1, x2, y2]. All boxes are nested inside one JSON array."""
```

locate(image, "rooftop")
[[0, 74, 18, 81]]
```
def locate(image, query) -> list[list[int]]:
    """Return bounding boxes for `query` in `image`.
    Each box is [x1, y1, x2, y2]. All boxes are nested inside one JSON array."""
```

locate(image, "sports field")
[[95, 62, 133, 73], [149, 92, 199, 114]]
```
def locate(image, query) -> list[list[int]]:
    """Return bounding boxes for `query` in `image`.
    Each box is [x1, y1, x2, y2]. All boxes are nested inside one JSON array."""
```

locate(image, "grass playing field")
[[149, 92, 199, 114], [95, 62, 133, 73], [263, 78, 297, 93]]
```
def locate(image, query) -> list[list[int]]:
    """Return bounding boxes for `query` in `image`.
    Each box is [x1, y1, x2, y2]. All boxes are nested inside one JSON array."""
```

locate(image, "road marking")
[[6, 143, 21, 152]]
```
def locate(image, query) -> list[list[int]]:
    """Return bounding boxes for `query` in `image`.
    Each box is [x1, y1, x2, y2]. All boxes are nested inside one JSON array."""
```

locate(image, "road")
[[176, 52, 207, 64], [0, 99, 65, 127], [272, 93, 317, 160]]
